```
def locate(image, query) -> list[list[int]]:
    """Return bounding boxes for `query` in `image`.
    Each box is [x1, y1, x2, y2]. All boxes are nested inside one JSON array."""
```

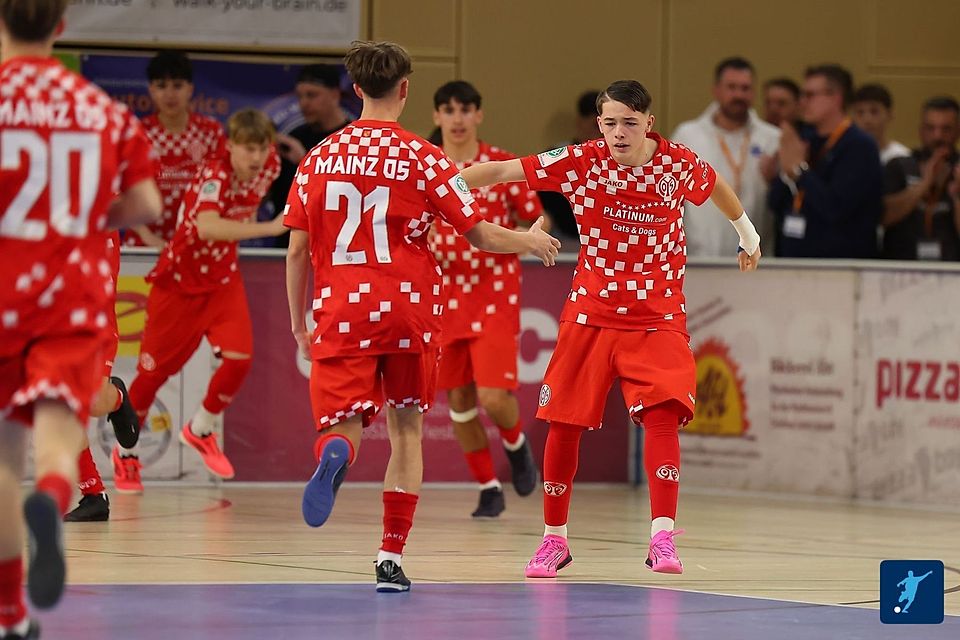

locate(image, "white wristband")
[[731, 212, 760, 255]]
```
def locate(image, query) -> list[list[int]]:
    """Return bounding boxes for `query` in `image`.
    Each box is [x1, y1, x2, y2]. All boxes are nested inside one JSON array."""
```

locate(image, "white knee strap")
[[449, 406, 480, 423]]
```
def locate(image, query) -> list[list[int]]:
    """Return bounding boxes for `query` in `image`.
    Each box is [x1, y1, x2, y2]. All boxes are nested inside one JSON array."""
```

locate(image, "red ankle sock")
[[77, 447, 105, 496], [314, 433, 356, 466], [463, 448, 497, 485], [381, 491, 419, 555], [641, 403, 682, 520], [0, 557, 25, 628], [498, 418, 524, 446], [542, 422, 583, 526], [37, 473, 72, 516]]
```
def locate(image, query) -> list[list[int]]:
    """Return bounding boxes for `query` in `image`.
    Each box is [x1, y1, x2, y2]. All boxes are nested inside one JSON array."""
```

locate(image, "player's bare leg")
[[26, 401, 84, 609], [377, 406, 423, 592], [302, 416, 361, 528], [477, 386, 538, 496], [0, 419, 35, 639], [448, 384, 504, 517]]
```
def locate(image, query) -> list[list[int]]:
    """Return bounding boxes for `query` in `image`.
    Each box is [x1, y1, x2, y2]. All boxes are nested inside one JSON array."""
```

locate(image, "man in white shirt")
[[851, 84, 911, 165], [672, 57, 781, 257]]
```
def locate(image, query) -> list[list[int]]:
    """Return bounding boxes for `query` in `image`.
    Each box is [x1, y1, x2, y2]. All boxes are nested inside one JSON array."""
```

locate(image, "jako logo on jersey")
[[539, 384, 552, 406], [656, 465, 680, 482], [537, 147, 569, 167], [599, 176, 627, 190], [656, 174, 679, 199], [543, 482, 567, 496]]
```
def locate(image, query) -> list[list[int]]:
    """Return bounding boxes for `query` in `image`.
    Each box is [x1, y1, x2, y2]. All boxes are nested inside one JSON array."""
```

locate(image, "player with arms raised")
[[285, 41, 560, 592], [461, 80, 761, 578], [0, 0, 160, 634]]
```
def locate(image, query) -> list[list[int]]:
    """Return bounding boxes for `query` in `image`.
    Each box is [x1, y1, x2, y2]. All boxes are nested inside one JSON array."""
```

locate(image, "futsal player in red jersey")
[[461, 80, 762, 578], [0, 0, 161, 630], [284, 41, 560, 592]]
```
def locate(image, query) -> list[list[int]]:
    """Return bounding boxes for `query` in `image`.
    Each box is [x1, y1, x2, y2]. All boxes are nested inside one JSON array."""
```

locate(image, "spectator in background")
[[769, 65, 883, 258], [537, 90, 601, 243], [268, 64, 353, 246], [881, 96, 960, 260], [763, 78, 801, 127], [672, 57, 780, 257], [127, 50, 226, 248], [851, 84, 911, 165]]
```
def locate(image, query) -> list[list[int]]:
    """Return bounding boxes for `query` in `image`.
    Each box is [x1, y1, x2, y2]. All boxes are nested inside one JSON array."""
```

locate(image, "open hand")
[[526, 216, 562, 266]]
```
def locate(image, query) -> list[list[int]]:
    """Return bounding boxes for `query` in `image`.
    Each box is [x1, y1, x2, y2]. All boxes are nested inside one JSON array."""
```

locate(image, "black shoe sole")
[[24, 493, 65, 609], [108, 376, 140, 449]]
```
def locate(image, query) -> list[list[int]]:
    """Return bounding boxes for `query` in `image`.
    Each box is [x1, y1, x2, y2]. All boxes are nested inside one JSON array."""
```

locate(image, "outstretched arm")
[[465, 216, 561, 266], [461, 159, 525, 189], [195, 209, 287, 242], [919, 571, 933, 581], [709, 173, 761, 272]]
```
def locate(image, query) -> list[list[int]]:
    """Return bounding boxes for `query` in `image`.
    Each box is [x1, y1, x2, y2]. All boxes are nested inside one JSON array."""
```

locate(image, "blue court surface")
[[41, 582, 959, 639]]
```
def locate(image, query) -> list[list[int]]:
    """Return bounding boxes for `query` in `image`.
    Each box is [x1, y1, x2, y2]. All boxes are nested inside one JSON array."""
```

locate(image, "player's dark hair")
[[344, 40, 412, 99], [805, 64, 854, 108], [433, 80, 481, 110], [852, 84, 894, 110], [764, 77, 800, 100], [577, 90, 601, 118], [147, 50, 193, 83], [922, 96, 960, 116], [297, 64, 341, 89], [0, 0, 68, 42], [227, 108, 276, 145], [714, 57, 754, 82], [596, 80, 652, 115]]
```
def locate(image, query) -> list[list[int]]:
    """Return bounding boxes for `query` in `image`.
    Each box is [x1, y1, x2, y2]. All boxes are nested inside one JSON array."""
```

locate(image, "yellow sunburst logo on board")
[[686, 339, 749, 437]]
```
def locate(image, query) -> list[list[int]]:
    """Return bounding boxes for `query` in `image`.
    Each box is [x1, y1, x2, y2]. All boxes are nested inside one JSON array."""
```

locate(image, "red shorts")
[[309, 350, 439, 430], [437, 332, 519, 391], [0, 332, 106, 425], [536, 322, 696, 429], [137, 280, 252, 376]]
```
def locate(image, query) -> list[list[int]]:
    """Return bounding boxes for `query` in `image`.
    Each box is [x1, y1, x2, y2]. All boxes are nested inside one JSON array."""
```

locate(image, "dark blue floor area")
[[39, 583, 958, 640]]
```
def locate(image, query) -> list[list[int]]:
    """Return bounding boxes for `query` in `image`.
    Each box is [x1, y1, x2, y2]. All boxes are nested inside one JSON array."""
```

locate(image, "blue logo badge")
[[880, 560, 944, 624]]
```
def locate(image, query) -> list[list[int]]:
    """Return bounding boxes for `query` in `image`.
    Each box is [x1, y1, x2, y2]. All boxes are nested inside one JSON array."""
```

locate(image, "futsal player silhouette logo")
[[897, 570, 933, 613]]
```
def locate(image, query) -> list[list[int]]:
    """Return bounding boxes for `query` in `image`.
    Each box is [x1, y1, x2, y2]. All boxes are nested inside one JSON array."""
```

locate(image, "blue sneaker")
[[302, 437, 350, 527]]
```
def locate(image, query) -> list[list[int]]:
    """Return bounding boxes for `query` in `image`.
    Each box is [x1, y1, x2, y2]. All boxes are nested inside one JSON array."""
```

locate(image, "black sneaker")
[[64, 493, 110, 522], [23, 493, 65, 610], [107, 376, 140, 449], [1, 619, 39, 640], [375, 560, 411, 593], [471, 487, 505, 518], [505, 438, 539, 497]]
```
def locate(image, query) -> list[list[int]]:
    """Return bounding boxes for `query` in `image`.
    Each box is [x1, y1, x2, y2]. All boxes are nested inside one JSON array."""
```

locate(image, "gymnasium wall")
[[373, 0, 960, 153]]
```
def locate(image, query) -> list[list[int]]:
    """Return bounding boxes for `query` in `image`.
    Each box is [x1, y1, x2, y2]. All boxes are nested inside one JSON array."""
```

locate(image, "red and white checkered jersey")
[[0, 57, 155, 352], [284, 119, 482, 359], [125, 112, 225, 245], [149, 148, 279, 293], [431, 141, 541, 341], [521, 134, 716, 334]]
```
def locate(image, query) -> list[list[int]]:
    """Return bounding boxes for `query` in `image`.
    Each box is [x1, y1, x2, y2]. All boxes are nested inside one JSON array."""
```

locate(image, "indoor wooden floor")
[[63, 484, 960, 615]]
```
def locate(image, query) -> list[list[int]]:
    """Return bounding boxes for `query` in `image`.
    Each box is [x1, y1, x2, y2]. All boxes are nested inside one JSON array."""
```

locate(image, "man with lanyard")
[[881, 96, 960, 261], [769, 64, 883, 258], [672, 57, 780, 257]]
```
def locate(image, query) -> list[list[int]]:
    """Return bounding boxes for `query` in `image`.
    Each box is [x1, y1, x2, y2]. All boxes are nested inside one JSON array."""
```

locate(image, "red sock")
[[77, 447, 105, 496], [641, 402, 682, 520], [497, 418, 524, 446], [128, 369, 169, 419], [381, 491, 419, 555], [463, 448, 497, 485], [314, 433, 356, 466], [36, 473, 72, 516], [542, 422, 583, 526], [202, 357, 252, 414], [0, 557, 25, 628]]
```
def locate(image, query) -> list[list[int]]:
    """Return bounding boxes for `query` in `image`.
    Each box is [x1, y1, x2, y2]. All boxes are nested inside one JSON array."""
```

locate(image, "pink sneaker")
[[179, 424, 235, 479], [646, 529, 684, 574], [524, 534, 573, 578], [111, 445, 143, 494]]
